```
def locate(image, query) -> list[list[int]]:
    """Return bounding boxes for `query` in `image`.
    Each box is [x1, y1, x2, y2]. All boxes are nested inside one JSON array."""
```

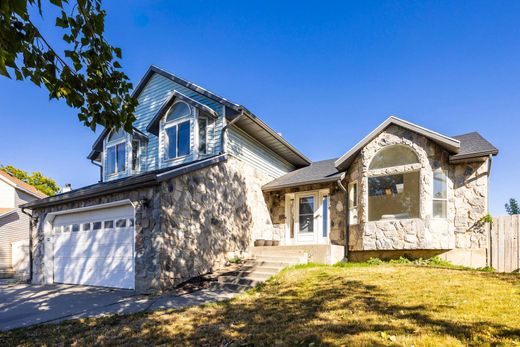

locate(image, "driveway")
[[0, 283, 238, 331]]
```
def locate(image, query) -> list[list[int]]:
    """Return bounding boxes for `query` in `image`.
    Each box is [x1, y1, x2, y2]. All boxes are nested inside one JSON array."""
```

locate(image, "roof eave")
[[335, 116, 461, 171], [449, 149, 499, 163], [262, 176, 340, 192]]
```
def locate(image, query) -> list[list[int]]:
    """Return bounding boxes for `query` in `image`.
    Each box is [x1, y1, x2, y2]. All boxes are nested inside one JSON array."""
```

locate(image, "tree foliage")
[[0, 165, 60, 196], [505, 198, 519, 215], [0, 0, 136, 131]]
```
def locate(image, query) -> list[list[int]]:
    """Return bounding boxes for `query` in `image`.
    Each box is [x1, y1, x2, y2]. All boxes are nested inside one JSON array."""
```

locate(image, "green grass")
[[2, 263, 520, 346]]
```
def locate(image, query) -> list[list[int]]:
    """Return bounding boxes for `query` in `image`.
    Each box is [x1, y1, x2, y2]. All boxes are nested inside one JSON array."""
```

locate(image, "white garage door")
[[52, 204, 135, 289]]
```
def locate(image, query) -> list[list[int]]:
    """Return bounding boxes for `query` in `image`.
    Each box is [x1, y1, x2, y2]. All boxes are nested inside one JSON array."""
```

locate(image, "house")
[[0, 170, 46, 279], [21, 66, 498, 293]]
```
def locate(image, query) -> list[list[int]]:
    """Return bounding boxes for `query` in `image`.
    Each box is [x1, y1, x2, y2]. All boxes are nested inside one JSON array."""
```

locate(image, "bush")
[[389, 256, 412, 264], [366, 257, 384, 265]]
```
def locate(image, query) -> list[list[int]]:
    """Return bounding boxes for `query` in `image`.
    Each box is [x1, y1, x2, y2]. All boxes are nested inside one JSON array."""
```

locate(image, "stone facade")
[[344, 124, 490, 255], [30, 156, 274, 293], [264, 124, 491, 267]]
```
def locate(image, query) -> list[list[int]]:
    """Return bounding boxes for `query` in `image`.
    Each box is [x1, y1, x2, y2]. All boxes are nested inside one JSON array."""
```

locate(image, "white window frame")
[[131, 138, 142, 173], [161, 101, 193, 163], [348, 181, 358, 225], [105, 130, 127, 178], [432, 169, 448, 219]]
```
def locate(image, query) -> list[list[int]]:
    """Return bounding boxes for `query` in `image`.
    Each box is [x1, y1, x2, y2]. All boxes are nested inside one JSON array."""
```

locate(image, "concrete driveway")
[[0, 283, 237, 331]]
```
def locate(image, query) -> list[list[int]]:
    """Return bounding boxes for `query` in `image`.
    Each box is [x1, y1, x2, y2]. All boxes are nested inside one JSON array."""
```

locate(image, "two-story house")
[[22, 66, 498, 293], [0, 170, 46, 279]]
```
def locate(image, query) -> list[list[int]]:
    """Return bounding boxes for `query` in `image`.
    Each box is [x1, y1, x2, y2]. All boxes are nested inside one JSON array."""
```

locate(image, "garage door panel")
[[54, 243, 134, 259], [55, 229, 134, 246], [52, 205, 135, 290]]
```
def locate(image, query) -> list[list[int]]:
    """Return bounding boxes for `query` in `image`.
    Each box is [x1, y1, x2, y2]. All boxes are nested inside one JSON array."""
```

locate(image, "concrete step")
[[207, 281, 250, 293], [219, 271, 273, 281], [218, 275, 262, 287], [252, 255, 304, 263], [244, 259, 298, 268], [238, 265, 282, 273]]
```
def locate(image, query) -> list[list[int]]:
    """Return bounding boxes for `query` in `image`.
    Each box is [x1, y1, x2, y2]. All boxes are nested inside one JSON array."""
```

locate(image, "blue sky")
[[0, 1, 518, 214]]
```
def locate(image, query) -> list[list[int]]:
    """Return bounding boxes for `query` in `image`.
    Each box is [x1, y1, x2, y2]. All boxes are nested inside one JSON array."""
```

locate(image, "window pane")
[[107, 146, 116, 174], [433, 200, 447, 218], [369, 145, 419, 170], [116, 219, 127, 228], [82, 223, 91, 231], [322, 196, 329, 237], [132, 140, 140, 171], [166, 102, 190, 122], [199, 118, 207, 154], [63, 225, 71, 233], [117, 143, 126, 172], [178, 121, 191, 156], [108, 128, 125, 142], [368, 172, 420, 221], [348, 183, 358, 208], [128, 218, 135, 227], [433, 170, 447, 199], [93, 221, 102, 230], [72, 224, 80, 232], [299, 196, 314, 233], [166, 126, 177, 159], [53, 226, 61, 233], [104, 220, 114, 229]]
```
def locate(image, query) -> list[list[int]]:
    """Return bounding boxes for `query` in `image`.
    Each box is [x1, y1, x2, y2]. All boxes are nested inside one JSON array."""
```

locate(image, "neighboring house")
[[0, 170, 46, 278], [21, 65, 498, 293]]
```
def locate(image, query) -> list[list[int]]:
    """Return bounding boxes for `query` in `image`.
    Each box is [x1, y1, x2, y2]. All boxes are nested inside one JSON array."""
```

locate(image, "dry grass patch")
[[1, 264, 519, 346]]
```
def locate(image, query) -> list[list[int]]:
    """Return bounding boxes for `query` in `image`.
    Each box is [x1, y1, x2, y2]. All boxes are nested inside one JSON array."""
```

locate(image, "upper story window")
[[348, 182, 358, 225], [198, 117, 208, 155], [164, 102, 192, 160], [106, 128, 127, 175], [367, 145, 420, 221]]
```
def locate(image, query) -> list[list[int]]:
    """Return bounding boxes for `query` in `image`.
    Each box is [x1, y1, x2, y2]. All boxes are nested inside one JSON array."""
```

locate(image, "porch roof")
[[262, 158, 342, 191]]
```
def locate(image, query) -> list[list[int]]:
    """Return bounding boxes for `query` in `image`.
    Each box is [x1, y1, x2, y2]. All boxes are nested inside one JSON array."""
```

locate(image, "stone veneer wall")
[[264, 183, 346, 245], [158, 156, 274, 289], [30, 156, 275, 293], [344, 124, 490, 266]]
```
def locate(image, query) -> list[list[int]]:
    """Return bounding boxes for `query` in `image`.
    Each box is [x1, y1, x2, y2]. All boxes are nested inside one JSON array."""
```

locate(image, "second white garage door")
[[52, 204, 135, 289]]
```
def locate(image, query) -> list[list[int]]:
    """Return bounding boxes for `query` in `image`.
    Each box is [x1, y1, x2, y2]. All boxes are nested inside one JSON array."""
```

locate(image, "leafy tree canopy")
[[0, 0, 136, 131], [0, 165, 60, 196], [505, 198, 519, 215]]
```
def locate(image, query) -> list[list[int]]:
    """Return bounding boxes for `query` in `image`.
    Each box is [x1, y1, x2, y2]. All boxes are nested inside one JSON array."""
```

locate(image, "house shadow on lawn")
[[1, 267, 520, 346]]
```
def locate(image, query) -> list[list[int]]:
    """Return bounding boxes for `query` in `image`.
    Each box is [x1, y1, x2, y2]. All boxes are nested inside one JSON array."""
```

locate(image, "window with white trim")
[[367, 145, 421, 221], [433, 169, 447, 218], [164, 102, 192, 160], [348, 182, 358, 225], [106, 128, 126, 175], [198, 117, 208, 155]]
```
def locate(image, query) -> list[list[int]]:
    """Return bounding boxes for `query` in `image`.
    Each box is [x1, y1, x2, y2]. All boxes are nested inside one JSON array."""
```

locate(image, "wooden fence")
[[489, 215, 520, 272]]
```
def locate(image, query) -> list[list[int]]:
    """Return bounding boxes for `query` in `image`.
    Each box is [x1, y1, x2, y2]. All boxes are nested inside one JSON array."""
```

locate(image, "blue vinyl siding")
[[227, 126, 294, 178], [110, 74, 223, 179]]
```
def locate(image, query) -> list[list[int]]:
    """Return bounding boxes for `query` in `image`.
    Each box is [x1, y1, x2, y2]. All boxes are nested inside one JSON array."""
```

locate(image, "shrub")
[[366, 257, 384, 265]]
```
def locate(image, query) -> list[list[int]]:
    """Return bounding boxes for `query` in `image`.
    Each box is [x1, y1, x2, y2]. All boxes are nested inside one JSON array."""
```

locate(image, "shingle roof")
[[262, 158, 342, 191], [450, 132, 498, 161], [0, 170, 47, 199], [21, 155, 227, 210]]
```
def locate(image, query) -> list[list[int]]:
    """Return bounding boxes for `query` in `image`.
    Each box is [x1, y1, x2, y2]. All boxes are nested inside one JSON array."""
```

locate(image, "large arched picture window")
[[164, 102, 191, 160], [368, 145, 420, 221]]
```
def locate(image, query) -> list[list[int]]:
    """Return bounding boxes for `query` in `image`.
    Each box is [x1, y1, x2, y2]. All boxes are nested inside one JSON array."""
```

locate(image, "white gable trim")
[[0, 174, 45, 199], [334, 116, 461, 171]]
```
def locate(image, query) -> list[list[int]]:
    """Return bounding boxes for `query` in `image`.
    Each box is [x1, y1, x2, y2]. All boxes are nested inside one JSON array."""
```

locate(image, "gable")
[[335, 116, 461, 171]]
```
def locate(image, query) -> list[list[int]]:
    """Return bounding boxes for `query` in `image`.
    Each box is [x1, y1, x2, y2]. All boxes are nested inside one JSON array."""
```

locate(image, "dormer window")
[[164, 102, 192, 160], [106, 128, 127, 175]]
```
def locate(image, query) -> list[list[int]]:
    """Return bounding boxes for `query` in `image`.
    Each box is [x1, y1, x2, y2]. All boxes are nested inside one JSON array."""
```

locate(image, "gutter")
[[336, 172, 349, 262], [21, 207, 34, 284]]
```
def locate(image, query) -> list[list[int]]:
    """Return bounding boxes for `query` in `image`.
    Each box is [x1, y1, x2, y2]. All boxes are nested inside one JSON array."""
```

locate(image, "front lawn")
[[2, 263, 520, 346]]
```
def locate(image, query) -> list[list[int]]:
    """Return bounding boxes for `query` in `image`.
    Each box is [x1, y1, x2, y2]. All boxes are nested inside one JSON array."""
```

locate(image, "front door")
[[296, 193, 318, 243]]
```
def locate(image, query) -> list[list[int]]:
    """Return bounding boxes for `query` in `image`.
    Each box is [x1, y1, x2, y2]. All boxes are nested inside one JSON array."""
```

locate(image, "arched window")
[[164, 102, 191, 160], [367, 145, 420, 221], [166, 102, 191, 122], [369, 145, 419, 170]]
